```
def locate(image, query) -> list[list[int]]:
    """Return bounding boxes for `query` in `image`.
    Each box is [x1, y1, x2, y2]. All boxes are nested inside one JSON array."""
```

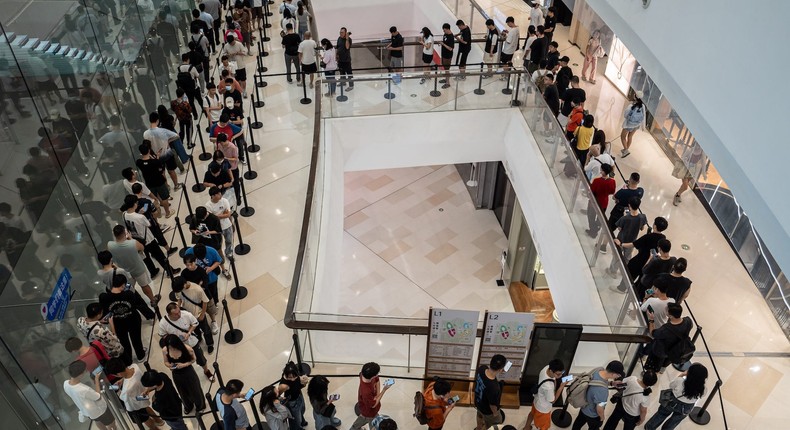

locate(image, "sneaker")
[[211, 321, 219, 334], [222, 270, 232, 280], [610, 285, 627, 294], [242, 91, 247, 98], [673, 194, 682, 206], [585, 229, 597, 238], [324, 92, 331, 96], [599, 245, 608, 254], [346, 86, 354, 91], [150, 268, 161, 279], [482, 74, 491, 79], [165, 210, 175, 219], [207, 345, 214, 354], [173, 183, 183, 190], [135, 347, 148, 363], [167, 247, 179, 256], [204, 369, 215, 381], [621, 149, 631, 158], [242, 158, 248, 165]]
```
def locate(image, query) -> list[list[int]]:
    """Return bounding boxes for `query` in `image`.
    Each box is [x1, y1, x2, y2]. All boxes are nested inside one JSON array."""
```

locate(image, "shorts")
[[129, 408, 150, 424], [484, 52, 498, 65], [533, 409, 551, 430], [253, 6, 263, 18], [235, 68, 247, 82], [457, 49, 470, 67], [131, 269, 153, 287], [302, 62, 317, 73], [422, 53, 434, 65], [149, 183, 170, 200], [441, 57, 451, 69], [500, 53, 514, 65], [476, 410, 504, 428], [390, 56, 403, 69], [163, 154, 178, 171], [95, 407, 116, 425]]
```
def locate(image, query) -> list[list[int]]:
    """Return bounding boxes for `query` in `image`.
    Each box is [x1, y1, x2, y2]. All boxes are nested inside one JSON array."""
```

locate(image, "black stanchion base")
[[235, 243, 251, 255], [502, 88, 513, 95], [429, 90, 441, 97], [250, 121, 263, 129], [192, 183, 206, 193], [210, 423, 223, 430], [262, 36, 271, 42], [253, 100, 265, 108], [247, 144, 261, 153], [256, 80, 268, 88], [244, 171, 258, 180], [257, 66, 268, 73], [300, 97, 312, 105], [473, 88, 486, 95], [230, 286, 248, 300], [224, 329, 244, 344], [239, 207, 255, 217], [336, 95, 348, 102], [383, 92, 396, 100], [551, 410, 572, 428], [689, 408, 711, 425], [198, 152, 212, 161], [511, 100, 522, 107]]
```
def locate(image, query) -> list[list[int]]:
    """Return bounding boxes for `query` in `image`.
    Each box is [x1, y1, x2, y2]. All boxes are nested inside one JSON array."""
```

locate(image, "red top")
[[590, 177, 616, 210], [78, 341, 109, 373], [423, 383, 449, 429], [566, 106, 585, 133], [357, 375, 380, 418]]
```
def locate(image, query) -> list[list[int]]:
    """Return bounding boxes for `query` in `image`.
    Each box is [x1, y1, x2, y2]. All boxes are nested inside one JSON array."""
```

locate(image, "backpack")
[[176, 65, 197, 91], [628, 105, 645, 124], [566, 368, 609, 408], [664, 319, 696, 364], [192, 34, 207, 59], [413, 391, 441, 425]]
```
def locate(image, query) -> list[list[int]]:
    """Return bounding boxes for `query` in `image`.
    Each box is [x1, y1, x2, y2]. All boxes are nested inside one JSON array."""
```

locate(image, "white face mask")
[[225, 85, 232, 91]]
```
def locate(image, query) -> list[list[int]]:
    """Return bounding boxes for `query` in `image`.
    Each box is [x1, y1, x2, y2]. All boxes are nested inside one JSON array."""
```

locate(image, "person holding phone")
[[161, 334, 206, 414], [307, 375, 342, 429], [525, 359, 568, 430], [602, 370, 657, 430], [63, 360, 118, 430], [104, 359, 164, 429], [140, 370, 188, 430], [474, 354, 507, 430], [571, 361, 624, 430], [259, 385, 292, 430], [217, 379, 251, 430], [640, 283, 675, 333], [350, 362, 390, 430], [277, 361, 309, 430], [423, 377, 454, 430]]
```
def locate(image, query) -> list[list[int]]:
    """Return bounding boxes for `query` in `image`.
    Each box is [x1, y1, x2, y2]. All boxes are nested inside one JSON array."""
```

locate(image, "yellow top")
[[574, 126, 595, 150]]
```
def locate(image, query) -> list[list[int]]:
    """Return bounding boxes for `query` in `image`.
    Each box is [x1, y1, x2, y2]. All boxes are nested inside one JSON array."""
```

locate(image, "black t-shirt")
[[529, 37, 545, 63], [561, 88, 587, 116], [556, 66, 573, 95], [203, 169, 232, 189], [458, 27, 472, 52], [282, 33, 301, 56], [485, 29, 499, 53], [545, 51, 560, 70], [122, 102, 147, 131], [181, 265, 209, 288], [190, 213, 223, 249], [544, 16, 557, 34], [612, 188, 645, 213], [627, 232, 665, 276], [99, 290, 154, 320], [279, 377, 304, 402], [654, 274, 692, 302], [441, 33, 455, 59], [390, 33, 404, 58], [221, 106, 245, 125], [151, 373, 183, 419], [223, 89, 243, 108], [136, 157, 167, 187], [474, 365, 501, 415], [544, 84, 560, 115], [336, 37, 352, 62]]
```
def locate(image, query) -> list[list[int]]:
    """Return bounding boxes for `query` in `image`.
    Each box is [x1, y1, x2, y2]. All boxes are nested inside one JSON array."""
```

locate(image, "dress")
[[166, 347, 205, 412]]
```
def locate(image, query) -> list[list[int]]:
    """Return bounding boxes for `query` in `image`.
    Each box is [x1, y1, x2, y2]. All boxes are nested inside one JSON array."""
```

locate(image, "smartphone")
[[645, 289, 654, 296], [135, 395, 149, 401], [561, 375, 574, 383], [447, 395, 460, 405], [108, 385, 120, 391], [244, 388, 255, 401], [91, 365, 104, 377], [503, 361, 513, 372], [329, 393, 340, 401], [75, 232, 82, 242], [171, 364, 178, 370], [383, 378, 395, 387]]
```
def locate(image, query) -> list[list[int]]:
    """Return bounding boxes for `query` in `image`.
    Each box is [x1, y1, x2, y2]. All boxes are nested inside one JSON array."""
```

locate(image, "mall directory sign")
[[478, 311, 535, 381], [426, 308, 480, 378]]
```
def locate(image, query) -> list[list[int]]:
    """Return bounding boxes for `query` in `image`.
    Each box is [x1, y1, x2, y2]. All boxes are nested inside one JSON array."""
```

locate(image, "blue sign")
[[42, 269, 73, 321]]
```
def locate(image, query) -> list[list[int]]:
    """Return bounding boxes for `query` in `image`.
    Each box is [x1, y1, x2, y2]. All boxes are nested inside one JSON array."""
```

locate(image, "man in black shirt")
[[560, 76, 587, 117], [140, 371, 189, 427], [439, 23, 454, 89], [545, 42, 560, 70], [202, 163, 233, 193], [136, 141, 172, 217], [337, 27, 354, 90], [528, 26, 546, 73], [282, 24, 302, 83], [189, 206, 223, 252], [544, 7, 557, 45], [623, 217, 668, 281], [555, 56, 573, 98], [543, 74, 560, 117], [653, 258, 693, 303], [455, 20, 472, 78], [474, 354, 506, 430], [386, 26, 404, 73]]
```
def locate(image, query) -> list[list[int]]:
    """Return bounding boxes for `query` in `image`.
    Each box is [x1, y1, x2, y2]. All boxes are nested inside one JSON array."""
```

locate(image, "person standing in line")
[[107, 225, 159, 305], [189, 206, 231, 277], [586, 164, 616, 238], [99, 274, 155, 365], [143, 112, 183, 190], [171, 275, 217, 350], [582, 31, 604, 83], [609, 197, 648, 274], [218, 379, 252, 430], [205, 186, 234, 262], [78, 302, 125, 360], [620, 216, 669, 286], [170, 88, 193, 145], [105, 359, 164, 429], [386, 26, 404, 74], [214, 132, 242, 202], [296, 1, 311, 40], [157, 303, 215, 380], [521, 25, 537, 69], [201, 0, 222, 43], [571, 361, 625, 430], [483, 19, 499, 77], [299, 31, 318, 88], [438, 23, 455, 89], [419, 27, 435, 85], [121, 195, 180, 278], [474, 354, 507, 430], [527, 26, 546, 74], [197, 4, 216, 53], [620, 92, 645, 158], [500, 17, 519, 77], [160, 334, 206, 414], [282, 24, 302, 84], [63, 360, 118, 430], [641, 282, 676, 332], [584, 141, 615, 181], [307, 375, 341, 429], [222, 34, 249, 97], [543, 7, 557, 45], [652, 258, 692, 303], [454, 20, 472, 79], [644, 364, 708, 430], [573, 114, 595, 168], [279, 0, 297, 15], [175, 54, 202, 116], [96, 250, 136, 292], [233, 2, 253, 54], [337, 27, 354, 90], [555, 56, 573, 99], [250, 0, 264, 31], [350, 362, 390, 430], [602, 370, 657, 430], [632, 238, 675, 298], [140, 370, 188, 430], [606, 172, 644, 246], [530, 2, 544, 28], [260, 385, 292, 430], [204, 82, 223, 125], [423, 377, 455, 430], [184, 244, 223, 306], [135, 143, 174, 218], [643, 303, 693, 372], [561, 76, 586, 119], [543, 74, 560, 118], [524, 359, 568, 430], [320, 39, 338, 96], [544, 42, 560, 71], [277, 361, 309, 430]]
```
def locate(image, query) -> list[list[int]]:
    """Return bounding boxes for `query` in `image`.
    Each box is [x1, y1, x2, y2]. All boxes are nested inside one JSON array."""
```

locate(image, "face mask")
[[225, 85, 232, 91], [182, 95, 188, 101]]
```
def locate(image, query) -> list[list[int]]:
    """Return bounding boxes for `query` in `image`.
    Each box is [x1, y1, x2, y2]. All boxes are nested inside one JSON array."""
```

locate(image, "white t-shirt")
[[63, 381, 108, 420], [530, 7, 545, 27], [205, 197, 233, 230], [205, 92, 223, 123], [641, 297, 676, 329], [158, 311, 200, 347], [585, 153, 615, 181], [119, 364, 150, 411], [122, 211, 154, 245], [321, 48, 337, 71], [422, 35, 434, 55], [523, 35, 537, 55], [503, 26, 520, 54], [123, 179, 152, 197], [533, 365, 556, 413], [620, 376, 650, 417], [298, 39, 318, 65], [670, 376, 705, 404]]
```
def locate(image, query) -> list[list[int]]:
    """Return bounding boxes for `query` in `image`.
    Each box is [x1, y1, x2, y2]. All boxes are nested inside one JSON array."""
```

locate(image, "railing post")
[[183, 179, 195, 224], [502, 72, 513, 95], [175, 216, 188, 257], [336, 79, 348, 102], [197, 122, 212, 161], [228, 257, 248, 300], [300, 71, 312, 105], [689, 379, 721, 425], [384, 77, 395, 100], [551, 396, 573, 428], [205, 392, 223, 430], [221, 299, 244, 343], [232, 212, 251, 255], [474, 62, 485, 95], [430, 65, 441, 97], [238, 177, 255, 217], [190, 155, 206, 193], [250, 97, 263, 129], [511, 70, 522, 106], [253, 75, 265, 108]]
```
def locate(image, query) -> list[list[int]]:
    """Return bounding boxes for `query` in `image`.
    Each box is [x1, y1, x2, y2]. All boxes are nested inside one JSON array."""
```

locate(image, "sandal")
[[204, 369, 215, 381]]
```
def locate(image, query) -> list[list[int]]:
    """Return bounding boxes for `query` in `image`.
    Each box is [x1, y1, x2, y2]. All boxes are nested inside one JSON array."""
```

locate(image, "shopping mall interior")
[[0, 0, 788, 429]]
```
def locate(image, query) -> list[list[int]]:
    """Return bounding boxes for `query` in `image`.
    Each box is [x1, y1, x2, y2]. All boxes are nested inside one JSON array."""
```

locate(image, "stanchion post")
[[196, 413, 209, 430], [190, 156, 206, 193], [238, 178, 255, 217], [250, 99, 263, 129], [473, 62, 486, 95], [551, 397, 573, 428], [228, 257, 248, 300], [336, 79, 348, 102], [221, 299, 244, 343], [246, 117, 260, 153], [259, 21, 270, 42], [232, 212, 251, 255], [383, 76, 395, 100], [502, 71, 513, 95], [511, 70, 522, 106], [175, 216, 188, 257], [256, 48, 265, 73], [257, 39, 269, 59], [205, 393, 223, 430], [256, 70, 267, 88], [430, 65, 441, 97], [300, 71, 312, 105], [212, 362, 225, 388], [243, 137, 258, 180], [197, 122, 212, 161], [253, 76, 265, 108], [183, 181, 195, 224], [689, 379, 720, 425], [248, 397, 267, 430]]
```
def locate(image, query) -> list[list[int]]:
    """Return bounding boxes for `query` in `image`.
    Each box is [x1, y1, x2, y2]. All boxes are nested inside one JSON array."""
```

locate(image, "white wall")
[[587, 0, 790, 273]]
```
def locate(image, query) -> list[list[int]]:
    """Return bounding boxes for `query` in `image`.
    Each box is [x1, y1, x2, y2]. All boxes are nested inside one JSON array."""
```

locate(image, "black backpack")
[[177, 65, 197, 91]]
